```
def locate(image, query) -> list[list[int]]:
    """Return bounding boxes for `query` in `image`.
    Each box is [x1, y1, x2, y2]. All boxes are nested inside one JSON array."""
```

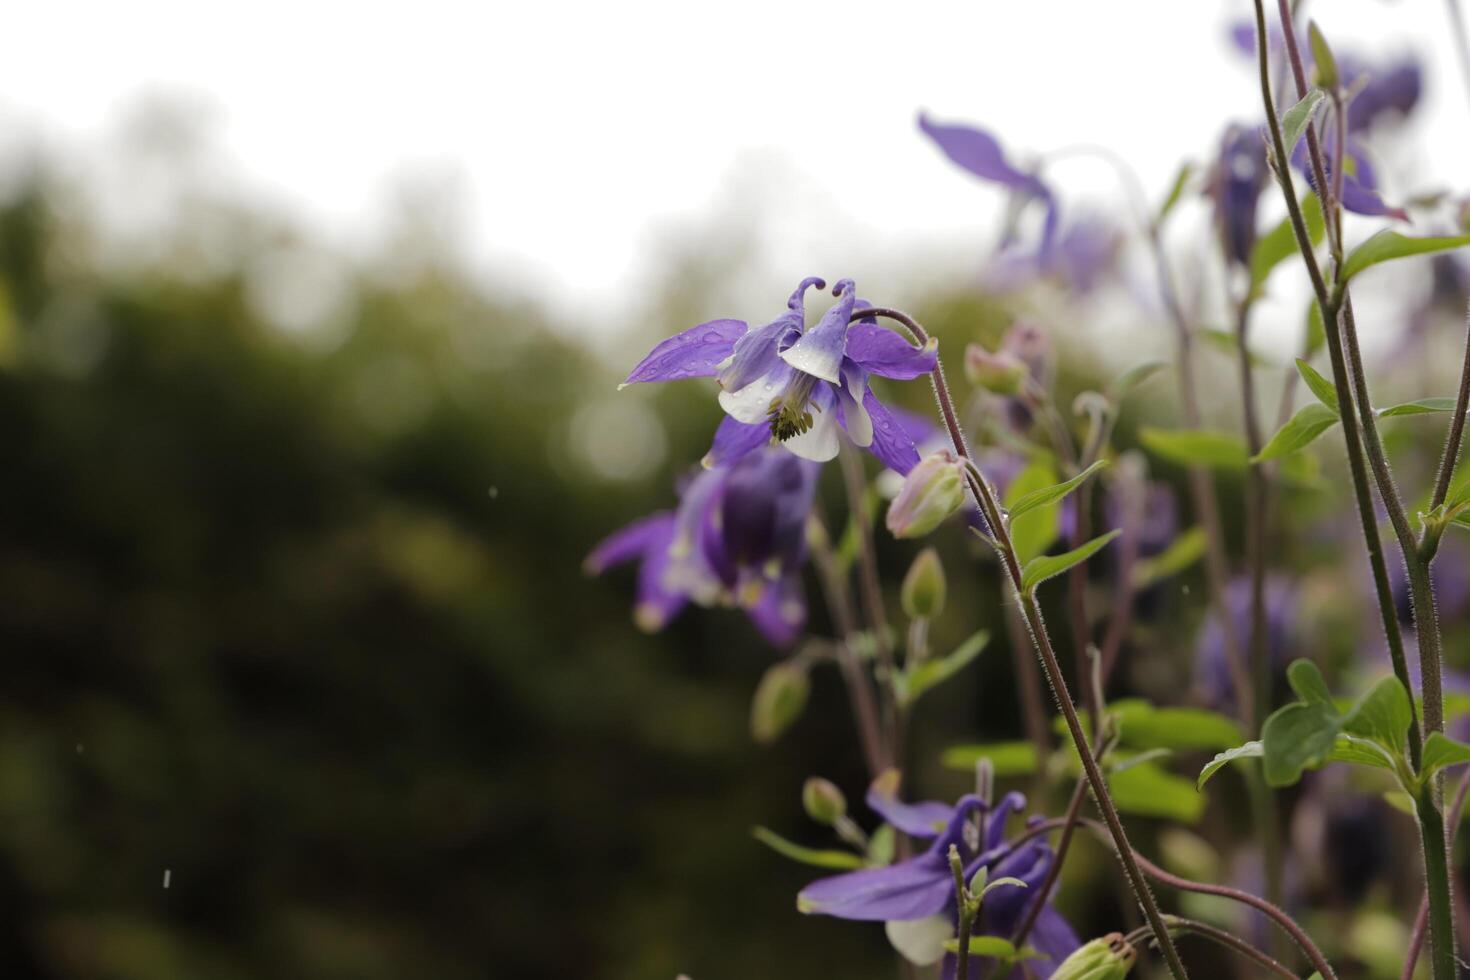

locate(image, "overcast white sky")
[[0, 0, 1463, 333]]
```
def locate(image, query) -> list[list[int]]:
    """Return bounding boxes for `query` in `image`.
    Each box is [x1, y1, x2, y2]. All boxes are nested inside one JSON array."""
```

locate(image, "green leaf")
[[941, 740, 1039, 777], [1261, 700, 1341, 787], [903, 630, 990, 704], [1020, 530, 1122, 592], [1341, 230, 1470, 283], [1197, 741, 1263, 789], [865, 823, 895, 867], [1295, 358, 1339, 412], [1008, 460, 1109, 522], [1132, 526, 1207, 589], [1251, 192, 1325, 293], [1111, 701, 1244, 751], [1252, 402, 1340, 462], [1287, 659, 1335, 707], [1199, 327, 1272, 367], [1004, 458, 1061, 565], [1111, 361, 1168, 401], [1308, 21, 1338, 89], [1421, 731, 1470, 780], [1305, 300, 1327, 356], [942, 936, 1027, 958], [752, 827, 864, 870], [1157, 161, 1193, 224], [1377, 397, 1458, 417], [1139, 427, 1250, 469], [1281, 88, 1327, 157], [1109, 760, 1206, 823], [1341, 675, 1413, 756]]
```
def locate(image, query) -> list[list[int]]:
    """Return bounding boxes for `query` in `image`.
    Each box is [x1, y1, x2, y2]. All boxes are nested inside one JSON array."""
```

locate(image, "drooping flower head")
[[798, 782, 1080, 977], [623, 278, 938, 473], [586, 446, 819, 646], [1211, 123, 1269, 268]]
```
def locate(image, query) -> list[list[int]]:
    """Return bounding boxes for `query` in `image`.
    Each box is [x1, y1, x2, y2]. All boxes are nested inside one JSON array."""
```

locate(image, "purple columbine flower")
[[1212, 123, 1269, 268], [918, 112, 1059, 258], [1289, 127, 1409, 222], [623, 278, 937, 473], [1341, 55, 1422, 133], [586, 447, 819, 647], [798, 787, 1079, 977]]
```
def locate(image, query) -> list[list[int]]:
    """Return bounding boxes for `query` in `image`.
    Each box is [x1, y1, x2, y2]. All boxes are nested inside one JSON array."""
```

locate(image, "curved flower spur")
[[621, 277, 938, 473]]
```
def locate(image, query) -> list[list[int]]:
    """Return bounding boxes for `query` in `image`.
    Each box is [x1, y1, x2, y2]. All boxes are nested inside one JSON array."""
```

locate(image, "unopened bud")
[[901, 547, 947, 619], [887, 452, 967, 539], [1308, 21, 1339, 91], [801, 777, 847, 825], [1051, 933, 1137, 980], [750, 661, 810, 743], [964, 343, 1029, 395]]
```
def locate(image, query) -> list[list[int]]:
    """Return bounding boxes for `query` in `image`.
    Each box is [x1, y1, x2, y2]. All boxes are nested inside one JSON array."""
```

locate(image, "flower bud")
[[964, 343, 1029, 395], [1308, 21, 1338, 91], [801, 777, 847, 825], [886, 452, 967, 539], [901, 547, 947, 619], [750, 661, 810, 743], [1050, 933, 1137, 980]]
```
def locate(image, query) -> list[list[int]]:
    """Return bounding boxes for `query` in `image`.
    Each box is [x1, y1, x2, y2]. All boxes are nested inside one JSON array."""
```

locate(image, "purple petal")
[[979, 839, 1052, 936], [717, 315, 802, 393], [1019, 905, 1082, 979], [983, 791, 1027, 852], [781, 280, 858, 384], [622, 319, 747, 387], [635, 518, 689, 631], [865, 770, 955, 837], [847, 323, 939, 380], [703, 415, 771, 469], [584, 512, 676, 574], [743, 573, 806, 648], [862, 391, 922, 475], [918, 114, 1047, 197], [799, 796, 984, 922]]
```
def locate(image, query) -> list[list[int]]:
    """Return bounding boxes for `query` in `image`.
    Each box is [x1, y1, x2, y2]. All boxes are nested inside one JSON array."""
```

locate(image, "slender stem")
[[838, 444, 901, 764], [852, 307, 1190, 980], [808, 512, 886, 777], [1275, 0, 1342, 258], [1004, 602, 1054, 759], [1404, 770, 1470, 979], [1424, 308, 1470, 547], [950, 845, 976, 980], [1007, 759, 1090, 955], [1127, 918, 1297, 980]]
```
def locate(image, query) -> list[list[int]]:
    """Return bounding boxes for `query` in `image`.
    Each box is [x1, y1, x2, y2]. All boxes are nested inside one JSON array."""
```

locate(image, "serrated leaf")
[[1020, 530, 1122, 592], [1109, 760, 1206, 823], [1261, 701, 1341, 787], [1251, 192, 1325, 292], [1004, 458, 1060, 565], [1197, 741, 1263, 789], [1008, 460, 1109, 522], [941, 740, 1039, 777], [1342, 230, 1470, 283], [1139, 428, 1250, 469], [1295, 358, 1339, 412], [1342, 675, 1413, 756], [1132, 526, 1207, 589], [1377, 397, 1458, 417], [1111, 360, 1168, 399], [1253, 402, 1340, 462], [752, 827, 864, 869], [1281, 88, 1327, 156], [1158, 161, 1193, 224], [1421, 731, 1470, 780], [903, 630, 990, 704]]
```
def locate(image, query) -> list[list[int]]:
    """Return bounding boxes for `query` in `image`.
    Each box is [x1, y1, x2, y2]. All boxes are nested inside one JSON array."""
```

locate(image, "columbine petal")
[[635, 518, 688, 632], [718, 316, 803, 393], [622, 319, 747, 387], [862, 391, 923, 475], [781, 281, 858, 384], [584, 512, 676, 574], [1020, 904, 1083, 977], [979, 839, 1053, 936], [702, 415, 771, 469], [865, 770, 956, 838], [783, 384, 842, 462], [836, 362, 874, 448], [743, 573, 806, 648], [719, 361, 795, 423], [798, 797, 985, 922], [846, 323, 939, 380], [918, 114, 1048, 197], [886, 915, 953, 967]]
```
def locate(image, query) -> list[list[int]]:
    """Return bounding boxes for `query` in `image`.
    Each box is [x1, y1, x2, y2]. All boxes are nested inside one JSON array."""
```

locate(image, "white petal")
[[780, 340, 843, 384], [885, 915, 953, 966], [718, 372, 783, 424], [781, 402, 841, 461], [839, 385, 873, 447]]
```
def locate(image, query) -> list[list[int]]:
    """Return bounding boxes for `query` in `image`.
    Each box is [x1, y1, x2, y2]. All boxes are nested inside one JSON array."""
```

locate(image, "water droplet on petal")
[[704, 331, 723, 343]]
